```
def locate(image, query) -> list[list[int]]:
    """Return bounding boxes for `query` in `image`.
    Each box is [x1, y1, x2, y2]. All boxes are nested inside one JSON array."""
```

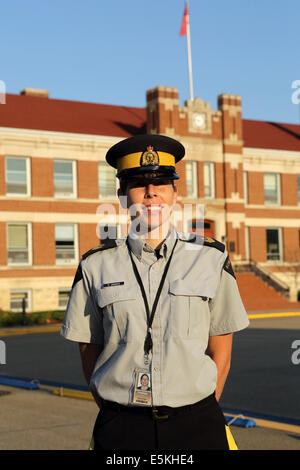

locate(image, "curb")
[[224, 414, 256, 428], [1, 375, 300, 434], [222, 408, 300, 435], [0, 325, 61, 337], [0, 376, 39, 390], [52, 387, 93, 401], [248, 312, 300, 319]]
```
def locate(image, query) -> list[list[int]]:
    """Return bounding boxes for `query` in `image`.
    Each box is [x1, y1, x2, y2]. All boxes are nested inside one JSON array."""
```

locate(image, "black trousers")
[[92, 393, 237, 450]]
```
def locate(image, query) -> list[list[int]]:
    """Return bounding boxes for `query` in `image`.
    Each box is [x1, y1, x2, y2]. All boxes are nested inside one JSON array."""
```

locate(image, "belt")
[[102, 393, 215, 421]]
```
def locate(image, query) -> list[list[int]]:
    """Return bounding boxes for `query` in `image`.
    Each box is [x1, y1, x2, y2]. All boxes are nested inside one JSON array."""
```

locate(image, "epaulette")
[[81, 239, 118, 260], [178, 233, 225, 253], [223, 254, 236, 279], [202, 236, 225, 253], [72, 264, 83, 288], [72, 240, 118, 288]]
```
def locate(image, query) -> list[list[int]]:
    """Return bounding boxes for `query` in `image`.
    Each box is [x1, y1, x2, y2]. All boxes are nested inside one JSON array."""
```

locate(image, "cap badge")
[[140, 146, 160, 167]]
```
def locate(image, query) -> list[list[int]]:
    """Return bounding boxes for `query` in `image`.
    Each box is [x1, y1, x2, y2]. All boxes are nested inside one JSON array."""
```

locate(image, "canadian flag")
[[180, 3, 188, 36]]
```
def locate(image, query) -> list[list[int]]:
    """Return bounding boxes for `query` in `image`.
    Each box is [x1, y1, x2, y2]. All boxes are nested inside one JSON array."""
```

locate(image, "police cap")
[[105, 134, 185, 182]]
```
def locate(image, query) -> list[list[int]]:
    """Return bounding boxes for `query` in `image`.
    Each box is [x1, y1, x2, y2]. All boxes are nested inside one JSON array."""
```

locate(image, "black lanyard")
[[126, 238, 178, 360]]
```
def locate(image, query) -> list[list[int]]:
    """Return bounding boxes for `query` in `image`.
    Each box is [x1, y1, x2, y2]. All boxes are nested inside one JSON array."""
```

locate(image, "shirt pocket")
[[96, 286, 138, 343], [169, 279, 212, 338]]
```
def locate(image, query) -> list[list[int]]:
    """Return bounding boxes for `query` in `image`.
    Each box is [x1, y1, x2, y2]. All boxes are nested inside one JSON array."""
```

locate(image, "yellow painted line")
[[53, 387, 93, 401], [227, 413, 300, 435], [0, 325, 61, 337], [248, 312, 300, 319]]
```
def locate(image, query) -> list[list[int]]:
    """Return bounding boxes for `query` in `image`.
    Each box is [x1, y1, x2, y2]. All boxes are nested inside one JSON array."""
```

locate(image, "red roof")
[[0, 93, 147, 137], [1, 94, 300, 152], [243, 119, 300, 152]]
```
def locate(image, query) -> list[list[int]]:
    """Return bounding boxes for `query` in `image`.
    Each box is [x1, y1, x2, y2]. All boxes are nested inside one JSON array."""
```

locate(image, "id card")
[[131, 369, 152, 407]]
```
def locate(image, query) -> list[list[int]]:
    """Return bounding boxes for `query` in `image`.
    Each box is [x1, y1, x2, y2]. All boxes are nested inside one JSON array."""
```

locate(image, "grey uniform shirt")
[[61, 227, 249, 407]]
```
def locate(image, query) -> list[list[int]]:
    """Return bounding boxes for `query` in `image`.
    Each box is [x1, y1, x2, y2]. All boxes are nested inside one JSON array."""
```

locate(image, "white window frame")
[[243, 171, 248, 204], [185, 160, 198, 199], [58, 288, 71, 310], [98, 161, 118, 199], [10, 289, 32, 313], [55, 223, 78, 266], [7, 222, 32, 266], [245, 226, 250, 262], [264, 173, 281, 206], [266, 227, 283, 263], [203, 162, 215, 199], [5, 156, 31, 197], [54, 159, 77, 199]]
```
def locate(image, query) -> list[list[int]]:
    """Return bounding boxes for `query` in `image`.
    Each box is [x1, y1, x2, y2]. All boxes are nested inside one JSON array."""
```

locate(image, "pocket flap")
[[96, 285, 137, 308], [169, 279, 214, 299]]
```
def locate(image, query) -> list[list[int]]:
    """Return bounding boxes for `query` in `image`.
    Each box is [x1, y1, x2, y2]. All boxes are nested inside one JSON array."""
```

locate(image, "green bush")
[[30, 311, 49, 324], [0, 310, 65, 327], [50, 311, 65, 322], [0, 312, 23, 327]]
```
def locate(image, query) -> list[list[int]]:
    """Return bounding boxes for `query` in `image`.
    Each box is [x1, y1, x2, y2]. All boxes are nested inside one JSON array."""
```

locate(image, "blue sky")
[[1, 0, 299, 124]]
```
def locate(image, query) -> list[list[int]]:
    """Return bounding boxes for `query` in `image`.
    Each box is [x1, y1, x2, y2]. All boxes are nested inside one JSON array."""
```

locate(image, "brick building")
[[1, 86, 300, 312]]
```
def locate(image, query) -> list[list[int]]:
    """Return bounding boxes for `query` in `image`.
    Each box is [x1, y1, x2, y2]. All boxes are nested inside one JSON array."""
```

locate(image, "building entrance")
[[188, 219, 215, 238]]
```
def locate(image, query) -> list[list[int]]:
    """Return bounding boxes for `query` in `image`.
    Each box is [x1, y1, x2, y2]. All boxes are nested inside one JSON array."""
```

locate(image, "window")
[[10, 290, 31, 312], [243, 171, 248, 204], [266, 228, 282, 261], [229, 241, 235, 252], [98, 162, 117, 198], [54, 160, 76, 198], [204, 162, 215, 199], [7, 223, 31, 265], [58, 288, 71, 309], [185, 161, 198, 198], [245, 226, 250, 261], [264, 173, 280, 205], [5, 156, 30, 196], [55, 224, 78, 265], [187, 219, 203, 233]]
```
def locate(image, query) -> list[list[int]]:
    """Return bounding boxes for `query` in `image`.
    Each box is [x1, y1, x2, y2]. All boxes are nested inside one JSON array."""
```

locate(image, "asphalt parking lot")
[[0, 382, 299, 451], [0, 314, 299, 451]]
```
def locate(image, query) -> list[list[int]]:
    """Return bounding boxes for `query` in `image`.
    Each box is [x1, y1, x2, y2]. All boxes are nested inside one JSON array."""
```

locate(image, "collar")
[[127, 225, 177, 262]]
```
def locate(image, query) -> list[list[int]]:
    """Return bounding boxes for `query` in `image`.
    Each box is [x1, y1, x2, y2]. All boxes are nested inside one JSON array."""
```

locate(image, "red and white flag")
[[180, 3, 188, 36], [179, 1, 194, 101]]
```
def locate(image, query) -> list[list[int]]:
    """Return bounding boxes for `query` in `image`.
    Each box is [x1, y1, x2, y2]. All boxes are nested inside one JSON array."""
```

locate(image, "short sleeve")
[[60, 261, 104, 344], [209, 255, 249, 336]]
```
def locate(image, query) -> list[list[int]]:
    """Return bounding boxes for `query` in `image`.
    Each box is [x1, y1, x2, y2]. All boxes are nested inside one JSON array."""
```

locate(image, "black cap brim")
[[117, 165, 179, 182]]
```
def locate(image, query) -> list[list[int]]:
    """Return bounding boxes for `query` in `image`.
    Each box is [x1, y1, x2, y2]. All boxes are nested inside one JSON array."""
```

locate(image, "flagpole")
[[185, 0, 194, 101]]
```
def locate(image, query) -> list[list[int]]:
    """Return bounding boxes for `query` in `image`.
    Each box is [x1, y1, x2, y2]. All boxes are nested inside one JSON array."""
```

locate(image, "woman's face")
[[119, 179, 177, 233], [141, 374, 149, 387]]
